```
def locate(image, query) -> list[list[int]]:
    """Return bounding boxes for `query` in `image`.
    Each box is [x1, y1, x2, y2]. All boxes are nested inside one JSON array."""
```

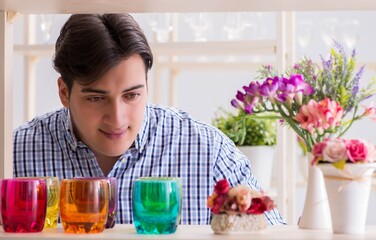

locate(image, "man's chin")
[[104, 146, 133, 157]]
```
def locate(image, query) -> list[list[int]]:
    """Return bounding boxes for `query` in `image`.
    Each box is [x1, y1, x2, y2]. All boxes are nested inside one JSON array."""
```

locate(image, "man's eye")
[[87, 96, 104, 102], [125, 93, 140, 100]]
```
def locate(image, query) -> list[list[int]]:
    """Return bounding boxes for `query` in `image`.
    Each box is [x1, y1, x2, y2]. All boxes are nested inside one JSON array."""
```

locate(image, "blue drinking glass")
[[132, 177, 182, 234]]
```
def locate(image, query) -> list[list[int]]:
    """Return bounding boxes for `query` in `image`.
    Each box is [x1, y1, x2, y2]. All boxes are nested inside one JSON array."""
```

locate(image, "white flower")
[[228, 185, 252, 212], [322, 138, 347, 162]]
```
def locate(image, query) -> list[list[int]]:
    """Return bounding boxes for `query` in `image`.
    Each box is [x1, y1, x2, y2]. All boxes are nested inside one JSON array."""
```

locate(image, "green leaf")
[[212, 109, 277, 146]]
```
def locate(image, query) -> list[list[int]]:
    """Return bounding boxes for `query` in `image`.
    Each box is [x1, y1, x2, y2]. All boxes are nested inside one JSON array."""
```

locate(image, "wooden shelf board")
[[1, 0, 376, 14]]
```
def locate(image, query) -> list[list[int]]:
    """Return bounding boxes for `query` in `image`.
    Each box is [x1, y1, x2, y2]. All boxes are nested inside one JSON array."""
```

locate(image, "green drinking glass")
[[132, 177, 182, 234]]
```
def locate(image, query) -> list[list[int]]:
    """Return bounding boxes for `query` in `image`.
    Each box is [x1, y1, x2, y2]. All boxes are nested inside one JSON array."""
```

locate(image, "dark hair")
[[53, 14, 153, 92]]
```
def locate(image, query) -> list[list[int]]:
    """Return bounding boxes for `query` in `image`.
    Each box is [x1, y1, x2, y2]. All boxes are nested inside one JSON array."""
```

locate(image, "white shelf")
[[1, 0, 376, 14], [1, 225, 376, 240], [152, 40, 276, 56], [14, 40, 277, 56]]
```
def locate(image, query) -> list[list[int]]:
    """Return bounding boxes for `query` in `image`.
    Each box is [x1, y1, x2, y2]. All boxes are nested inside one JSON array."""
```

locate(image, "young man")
[[13, 14, 285, 225]]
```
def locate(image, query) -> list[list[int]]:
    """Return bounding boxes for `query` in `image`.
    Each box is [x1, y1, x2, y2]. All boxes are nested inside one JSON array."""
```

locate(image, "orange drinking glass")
[[74, 177, 118, 228], [60, 178, 109, 234]]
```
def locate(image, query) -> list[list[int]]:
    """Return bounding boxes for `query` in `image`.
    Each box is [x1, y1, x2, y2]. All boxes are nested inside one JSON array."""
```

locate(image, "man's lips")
[[100, 129, 127, 140]]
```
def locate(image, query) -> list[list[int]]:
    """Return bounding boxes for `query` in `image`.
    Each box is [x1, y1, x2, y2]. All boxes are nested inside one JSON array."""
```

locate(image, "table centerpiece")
[[230, 41, 376, 229], [207, 179, 275, 234]]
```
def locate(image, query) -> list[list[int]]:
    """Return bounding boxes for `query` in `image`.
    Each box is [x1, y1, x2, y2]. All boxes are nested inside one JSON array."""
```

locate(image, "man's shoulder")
[[148, 104, 212, 127], [147, 104, 223, 138], [14, 108, 67, 136], [148, 104, 190, 120]]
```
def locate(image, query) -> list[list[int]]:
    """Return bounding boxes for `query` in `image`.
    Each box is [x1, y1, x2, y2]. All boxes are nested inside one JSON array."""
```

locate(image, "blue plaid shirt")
[[13, 104, 285, 225]]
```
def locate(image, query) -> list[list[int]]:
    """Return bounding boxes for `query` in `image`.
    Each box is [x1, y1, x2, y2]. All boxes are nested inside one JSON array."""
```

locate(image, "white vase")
[[298, 153, 332, 229], [318, 163, 376, 234], [238, 146, 275, 191]]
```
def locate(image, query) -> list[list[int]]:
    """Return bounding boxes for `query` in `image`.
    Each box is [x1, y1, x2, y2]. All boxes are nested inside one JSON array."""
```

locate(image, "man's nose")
[[105, 101, 127, 127]]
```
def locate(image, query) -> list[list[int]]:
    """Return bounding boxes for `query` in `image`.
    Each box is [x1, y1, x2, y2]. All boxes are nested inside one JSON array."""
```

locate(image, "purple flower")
[[244, 104, 254, 114], [278, 74, 314, 105], [352, 65, 365, 97], [364, 94, 375, 101], [231, 84, 262, 114], [243, 94, 261, 114], [345, 64, 365, 112], [334, 40, 346, 60], [235, 90, 245, 102], [320, 54, 332, 72], [259, 77, 280, 102], [243, 81, 260, 96], [231, 99, 240, 108], [290, 74, 315, 95]]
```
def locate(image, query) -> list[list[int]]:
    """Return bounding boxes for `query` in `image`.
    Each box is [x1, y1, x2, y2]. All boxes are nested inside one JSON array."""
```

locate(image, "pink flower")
[[322, 139, 348, 163], [294, 99, 322, 134], [346, 139, 368, 163], [228, 185, 252, 213], [319, 98, 343, 130], [207, 179, 275, 215], [214, 179, 230, 195], [211, 195, 227, 214], [294, 98, 343, 135], [247, 198, 266, 214], [207, 192, 218, 209], [312, 138, 376, 167], [311, 140, 328, 165], [361, 103, 376, 121], [261, 196, 275, 212], [247, 197, 274, 215]]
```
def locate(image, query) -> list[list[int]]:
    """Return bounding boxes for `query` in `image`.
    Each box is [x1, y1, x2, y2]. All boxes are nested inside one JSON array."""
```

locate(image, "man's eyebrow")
[[81, 84, 145, 94], [81, 88, 107, 94], [122, 84, 145, 93]]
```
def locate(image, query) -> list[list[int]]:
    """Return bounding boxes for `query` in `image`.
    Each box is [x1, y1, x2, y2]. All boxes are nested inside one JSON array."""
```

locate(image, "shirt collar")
[[133, 104, 150, 153], [62, 108, 79, 151]]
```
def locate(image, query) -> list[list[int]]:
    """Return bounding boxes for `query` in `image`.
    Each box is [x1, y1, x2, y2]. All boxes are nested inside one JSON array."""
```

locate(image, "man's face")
[[58, 54, 148, 158]]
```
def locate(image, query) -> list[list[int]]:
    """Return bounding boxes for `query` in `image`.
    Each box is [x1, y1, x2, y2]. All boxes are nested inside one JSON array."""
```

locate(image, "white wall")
[[12, 12, 376, 224]]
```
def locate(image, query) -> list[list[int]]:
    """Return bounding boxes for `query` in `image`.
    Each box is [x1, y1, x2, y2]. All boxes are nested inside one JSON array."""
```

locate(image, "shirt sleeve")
[[212, 130, 286, 225]]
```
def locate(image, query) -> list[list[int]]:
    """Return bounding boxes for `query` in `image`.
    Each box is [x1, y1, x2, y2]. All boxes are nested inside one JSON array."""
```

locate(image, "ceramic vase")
[[318, 163, 376, 234], [238, 146, 275, 191], [298, 153, 332, 229]]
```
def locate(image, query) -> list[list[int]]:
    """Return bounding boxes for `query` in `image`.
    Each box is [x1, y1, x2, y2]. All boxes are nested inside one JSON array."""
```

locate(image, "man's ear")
[[58, 77, 70, 108]]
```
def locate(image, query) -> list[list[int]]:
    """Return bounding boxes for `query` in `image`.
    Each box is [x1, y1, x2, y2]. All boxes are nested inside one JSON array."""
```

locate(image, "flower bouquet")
[[311, 138, 376, 234], [231, 41, 376, 153], [230, 41, 376, 230], [207, 179, 275, 234]]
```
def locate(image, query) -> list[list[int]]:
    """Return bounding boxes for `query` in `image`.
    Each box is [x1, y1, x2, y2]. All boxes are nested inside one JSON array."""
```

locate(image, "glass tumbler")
[[105, 177, 118, 228], [17, 176, 60, 228], [132, 177, 182, 234], [74, 177, 118, 228], [60, 178, 109, 234], [0, 178, 47, 233], [44, 177, 60, 228]]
